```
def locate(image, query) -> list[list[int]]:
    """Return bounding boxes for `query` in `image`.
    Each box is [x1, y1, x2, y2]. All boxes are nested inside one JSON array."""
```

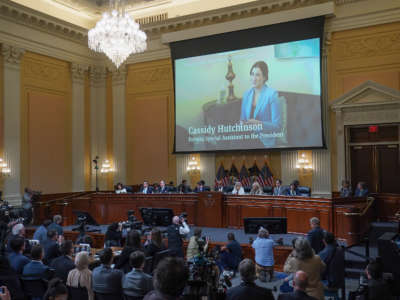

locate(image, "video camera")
[[120, 210, 143, 232]]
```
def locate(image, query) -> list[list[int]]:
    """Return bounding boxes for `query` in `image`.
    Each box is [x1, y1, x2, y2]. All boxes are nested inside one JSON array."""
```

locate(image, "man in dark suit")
[[285, 183, 300, 196], [140, 181, 153, 194], [177, 180, 191, 193], [49, 240, 75, 283], [194, 180, 210, 192], [22, 245, 51, 280], [43, 230, 61, 265], [158, 180, 169, 193], [7, 237, 30, 274], [306, 217, 325, 254], [354, 181, 369, 197], [226, 258, 274, 300], [273, 179, 285, 196], [278, 271, 318, 300], [92, 248, 124, 297]]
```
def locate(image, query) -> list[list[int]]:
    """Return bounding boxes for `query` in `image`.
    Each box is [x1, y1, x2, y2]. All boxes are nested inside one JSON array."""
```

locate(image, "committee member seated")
[[104, 222, 122, 247], [214, 179, 225, 192], [67, 251, 94, 300], [122, 251, 153, 299], [354, 181, 369, 197], [226, 258, 274, 300], [273, 179, 286, 196], [158, 180, 169, 194], [92, 248, 123, 297], [307, 217, 325, 254], [250, 182, 263, 195], [140, 181, 153, 194], [49, 240, 75, 283], [232, 182, 245, 195], [339, 179, 352, 198], [286, 183, 300, 196], [186, 228, 209, 261], [278, 271, 318, 300], [167, 216, 190, 258], [22, 245, 51, 280], [194, 180, 208, 193], [47, 215, 64, 236], [115, 182, 127, 194], [143, 257, 188, 300], [177, 179, 191, 193], [8, 237, 30, 274]]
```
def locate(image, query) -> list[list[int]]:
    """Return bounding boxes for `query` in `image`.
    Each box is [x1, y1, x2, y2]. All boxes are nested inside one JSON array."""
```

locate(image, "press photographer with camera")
[[167, 215, 190, 258], [186, 228, 209, 261]]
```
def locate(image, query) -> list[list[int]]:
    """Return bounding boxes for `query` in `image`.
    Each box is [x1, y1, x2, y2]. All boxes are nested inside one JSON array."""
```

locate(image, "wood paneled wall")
[[21, 52, 72, 193], [125, 59, 176, 185], [329, 21, 400, 189]]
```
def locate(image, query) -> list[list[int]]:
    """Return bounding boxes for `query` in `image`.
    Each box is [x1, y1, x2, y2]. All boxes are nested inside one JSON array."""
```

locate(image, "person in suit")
[[278, 271, 318, 300], [306, 217, 325, 254], [47, 215, 64, 236], [177, 179, 191, 193], [214, 179, 225, 192], [92, 248, 123, 296], [273, 179, 285, 196], [7, 223, 31, 255], [365, 260, 393, 300], [286, 183, 299, 196], [354, 181, 369, 197], [122, 251, 153, 298], [7, 237, 30, 274], [167, 215, 190, 258], [158, 180, 169, 193], [33, 219, 52, 245], [193, 180, 206, 193], [104, 222, 122, 247], [339, 179, 352, 198], [22, 245, 51, 280], [140, 180, 153, 194], [240, 61, 282, 148], [0, 254, 25, 300], [49, 240, 75, 283], [115, 230, 143, 273], [226, 258, 274, 300], [43, 230, 61, 265]]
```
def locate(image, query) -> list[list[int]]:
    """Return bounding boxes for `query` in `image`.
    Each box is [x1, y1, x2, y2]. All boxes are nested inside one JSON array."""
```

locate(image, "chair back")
[[94, 292, 122, 300], [143, 256, 153, 274], [298, 186, 311, 196], [263, 186, 273, 195], [68, 285, 89, 300], [21, 279, 47, 298], [153, 249, 173, 271]]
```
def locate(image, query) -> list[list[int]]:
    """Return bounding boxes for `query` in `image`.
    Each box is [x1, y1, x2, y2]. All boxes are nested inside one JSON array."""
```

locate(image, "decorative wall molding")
[[71, 63, 89, 84], [1, 44, 24, 65], [90, 65, 107, 87], [111, 65, 128, 86]]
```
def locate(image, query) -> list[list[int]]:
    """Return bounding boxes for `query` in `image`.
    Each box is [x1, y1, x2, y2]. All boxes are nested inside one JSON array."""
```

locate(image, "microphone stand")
[[93, 156, 99, 192]]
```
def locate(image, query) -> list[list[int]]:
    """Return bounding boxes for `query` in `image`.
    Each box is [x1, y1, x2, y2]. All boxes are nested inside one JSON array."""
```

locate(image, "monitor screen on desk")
[[172, 17, 325, 153]]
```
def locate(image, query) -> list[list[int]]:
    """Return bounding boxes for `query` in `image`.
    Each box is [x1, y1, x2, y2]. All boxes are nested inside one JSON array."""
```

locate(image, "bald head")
[[172, 216, 180, 224], [293, 271, 308, 291]]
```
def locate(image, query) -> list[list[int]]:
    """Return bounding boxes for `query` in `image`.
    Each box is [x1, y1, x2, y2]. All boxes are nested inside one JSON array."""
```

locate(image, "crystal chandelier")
[[88, 0, 147, 68]]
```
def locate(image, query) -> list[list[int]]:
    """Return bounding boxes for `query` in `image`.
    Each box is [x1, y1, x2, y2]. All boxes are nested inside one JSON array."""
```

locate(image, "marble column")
[[199, 153, 216, 188], [2, 44, 24, 205], [90, 66, 107, 191], [71, 63, 88, 192], [111, 66, 127, 185], [281, 151, 298, 185]]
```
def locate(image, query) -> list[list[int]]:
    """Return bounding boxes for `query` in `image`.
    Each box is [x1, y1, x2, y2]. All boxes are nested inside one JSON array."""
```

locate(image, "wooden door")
[[377, 145, 400, 193], [350, 145, 375, 192]]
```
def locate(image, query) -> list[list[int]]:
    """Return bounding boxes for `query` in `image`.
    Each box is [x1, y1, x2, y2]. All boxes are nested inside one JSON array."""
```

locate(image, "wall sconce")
[[0, 158, 11, 176], [296, 153, 312, 171], [186, 156, 200, 172], [100, 159, 114, 173]]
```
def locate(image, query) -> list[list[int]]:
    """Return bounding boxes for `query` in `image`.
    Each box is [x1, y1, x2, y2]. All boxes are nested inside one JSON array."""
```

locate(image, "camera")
[[120, 210, 143, 232], [179, 212, 188, 223]]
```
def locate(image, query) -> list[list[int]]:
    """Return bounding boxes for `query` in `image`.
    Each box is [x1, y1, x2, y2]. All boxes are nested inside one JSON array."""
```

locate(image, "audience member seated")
[[278, 270, 318, 300], [250, 182, 263, 195], [122, 251, 153, 299], [193, 180, 208, 193], [33, 219, 52, 245], [318, 232, 345, 292], [273, 179, 286, 196], [0, 254, 25, 300], [49, 240, 75, 283], [22, 245, 51, 281], [115, 230, 143, 273], [47, 215, 64, 237], [251, 227, 276, 282], [144, 228, 166, 258], [286, 183, 299, 196], [177, 179, 191, 193], [226, 258, 274, 300], [231, 182, 245, 195], [92, 248, 123, 298], [140, 181, 153, 194], [43, 230, 61, 265], [167, 216, 190, 258], [115, 182, 127, 194], [143, 257, 188, 300], [158, 180, 169, 194], [8, 237, 30, 274], [104, 222, 122, 247], [7, 223, 31, 255], [219, 232, 242, 273], [43, 278, 68, 300], [365, 260, 393, 300], [339, 179, 352, 198], [354, 181, 369, 197], [186, 228, 208, 261], [67, 251, 94, 300], [306, 217, 325, 254], [284, 238, 326, 300]]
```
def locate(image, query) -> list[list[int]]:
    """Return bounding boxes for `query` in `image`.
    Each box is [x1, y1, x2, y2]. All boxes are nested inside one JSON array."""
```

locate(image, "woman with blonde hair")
[[250, 181, 263, 195], [66, 251, 94, 300], [231, 181, 245, 195]]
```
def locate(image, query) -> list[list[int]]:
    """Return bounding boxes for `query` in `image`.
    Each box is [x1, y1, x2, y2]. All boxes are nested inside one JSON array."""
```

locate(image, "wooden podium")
[[196, 192, 223, 227]]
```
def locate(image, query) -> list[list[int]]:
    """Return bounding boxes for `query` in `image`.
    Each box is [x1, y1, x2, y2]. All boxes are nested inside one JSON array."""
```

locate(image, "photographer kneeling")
[[186, 228, 209, 261], [167, 215, 190, 258]]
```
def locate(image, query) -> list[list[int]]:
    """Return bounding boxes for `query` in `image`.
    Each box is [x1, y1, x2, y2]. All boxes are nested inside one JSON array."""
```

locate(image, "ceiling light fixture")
[[88, 0, 147, 68]]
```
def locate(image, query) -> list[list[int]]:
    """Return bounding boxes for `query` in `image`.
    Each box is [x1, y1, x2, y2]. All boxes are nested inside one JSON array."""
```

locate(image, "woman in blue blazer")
[[240, 61, 282, 147]]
